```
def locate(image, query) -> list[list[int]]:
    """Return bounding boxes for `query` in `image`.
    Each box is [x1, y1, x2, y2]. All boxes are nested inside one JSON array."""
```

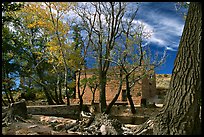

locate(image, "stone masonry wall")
[[75, 67, 156, 105]]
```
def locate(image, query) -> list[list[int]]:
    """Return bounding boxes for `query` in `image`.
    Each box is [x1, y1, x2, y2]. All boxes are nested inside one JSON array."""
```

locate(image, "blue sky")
[[132, 2, 188, 74], [80, 2, 188, 74]]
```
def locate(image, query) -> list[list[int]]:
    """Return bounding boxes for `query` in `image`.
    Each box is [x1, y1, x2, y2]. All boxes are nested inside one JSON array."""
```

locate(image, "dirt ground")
[[2, 115, 79, 135], [2, 104, 162, 135]]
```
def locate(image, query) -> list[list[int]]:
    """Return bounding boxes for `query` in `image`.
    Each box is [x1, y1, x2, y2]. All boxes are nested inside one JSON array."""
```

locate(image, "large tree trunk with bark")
[[153, 2, 201, 135], [2, 99, 28, 127]]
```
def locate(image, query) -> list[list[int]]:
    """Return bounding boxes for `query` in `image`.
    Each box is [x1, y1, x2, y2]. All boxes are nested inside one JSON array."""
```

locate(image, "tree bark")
[[91, 90, 96, 105], [54, 86, 59, 104], [105, 67, 123, 114], [77, 70, 87, 112], [126, 75, 136, 114], [153, 2, 201, 135], [99, 71, 107, 112], [42, 86, 55, 105], [3, 85, 11, 104], [2, 99, 28, 126], [58, 79, 65, 104], [7, 85, 15, 103], [2, 99, 7, 106]]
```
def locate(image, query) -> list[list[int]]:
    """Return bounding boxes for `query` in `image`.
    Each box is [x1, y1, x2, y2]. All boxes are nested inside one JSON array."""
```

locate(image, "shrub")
[[21, 91, 36, 101], [164, 74, 169, 77]]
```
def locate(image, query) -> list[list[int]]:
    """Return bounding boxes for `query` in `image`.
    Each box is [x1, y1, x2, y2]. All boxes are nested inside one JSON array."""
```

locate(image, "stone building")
[[73, 66, 157, 106]]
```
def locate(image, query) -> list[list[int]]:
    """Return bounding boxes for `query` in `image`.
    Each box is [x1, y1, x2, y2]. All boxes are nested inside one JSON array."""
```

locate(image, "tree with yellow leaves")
[[10, 2, 81, 105]]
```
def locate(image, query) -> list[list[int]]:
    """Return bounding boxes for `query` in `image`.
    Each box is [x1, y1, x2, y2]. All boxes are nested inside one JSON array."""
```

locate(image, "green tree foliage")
[[2, 2, 81, 105], [2, 2, 24, 104]]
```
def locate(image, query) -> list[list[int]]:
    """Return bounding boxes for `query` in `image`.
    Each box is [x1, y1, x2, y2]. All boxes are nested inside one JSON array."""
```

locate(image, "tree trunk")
[[99, 71, 107, 113], [7, 85, 14, 103], [54, 86, 59, 104], [2, 98, 7, 106], [42, 86, 55, 105], [126, 75, 136, 114], [3, 85, 11, 104], [79, 97, 83, 112], [105, 68, 123, 114], [91, 91, 96, 105], [58, 79, 65, 104], [77, 70, 86, 112], [153, 2, 201, 135], [65, 73, 70, 106], [2, 99, 28, 126], [32, 52, 55, 105], [55, 74, 60, 104]]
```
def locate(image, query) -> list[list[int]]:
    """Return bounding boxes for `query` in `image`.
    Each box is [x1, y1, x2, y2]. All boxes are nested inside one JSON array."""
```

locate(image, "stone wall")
[[75, 67, 156, 105], [141, 70, 157, 104], [27, 105, 80, 119]]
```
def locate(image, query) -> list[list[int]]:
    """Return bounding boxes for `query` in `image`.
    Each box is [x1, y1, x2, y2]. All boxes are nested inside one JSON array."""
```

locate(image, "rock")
[[69, 124, 79, 132], [34, 127, 52, 135], [51, 130, 69, 135], [64, 113, 125, 135], [28, 125, 39, 129], [100, 125, 107, 135], [67, 131, 82, 135], [124, 124, 139, 128], [54, 123, 65, 131], [90, 105, 96, 113], [80, 111, 92, 119], [84, 115, 95, 127], [65, 122, 78, 131], [88, 113, 122, 135], [15, 129, 29, 135], [40, 116, 50, 123], [50, 119, 57, 123], [2, 127, 9, 135], [27, 132, 39, 135]]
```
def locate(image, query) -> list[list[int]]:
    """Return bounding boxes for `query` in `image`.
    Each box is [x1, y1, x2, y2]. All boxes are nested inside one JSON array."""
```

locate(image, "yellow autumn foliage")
[[12, 2, 82, 75]]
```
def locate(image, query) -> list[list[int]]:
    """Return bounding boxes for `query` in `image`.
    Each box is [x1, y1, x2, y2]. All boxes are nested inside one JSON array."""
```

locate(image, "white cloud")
[[124, 11, 184, 50], [129, 19, 168, 47], [166, 46, 177, 51], [157, 16, 184, 36], [131, 2, 186, 51], [149, 36, 167, 46]]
